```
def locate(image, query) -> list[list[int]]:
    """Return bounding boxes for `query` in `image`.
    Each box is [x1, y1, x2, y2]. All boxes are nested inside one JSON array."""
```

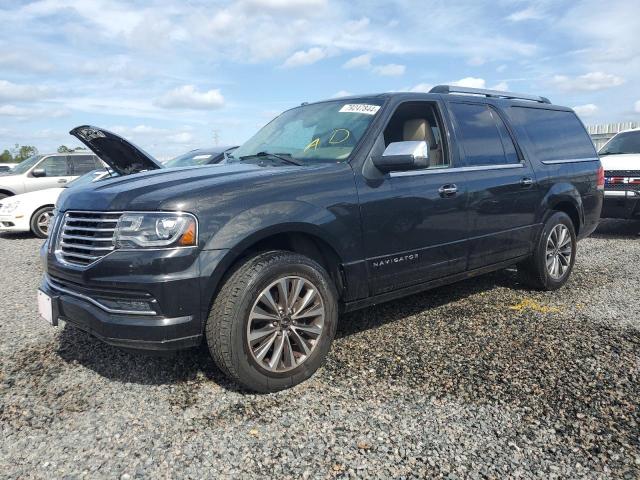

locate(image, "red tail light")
[[596, 166, 605, 191]]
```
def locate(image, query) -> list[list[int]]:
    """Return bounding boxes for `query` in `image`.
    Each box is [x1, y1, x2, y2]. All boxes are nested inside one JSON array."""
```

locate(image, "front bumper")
[[0, 214, 30, 233], [602, 191, 640, 219], [40, 243, 208, 351]]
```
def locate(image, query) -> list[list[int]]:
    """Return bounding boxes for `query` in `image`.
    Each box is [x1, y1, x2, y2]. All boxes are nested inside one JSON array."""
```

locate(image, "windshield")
[[600, 131, 640, 155], [10, 155, 43, 175], [164, 150, 222, 168], [231, 100, 384, 164]]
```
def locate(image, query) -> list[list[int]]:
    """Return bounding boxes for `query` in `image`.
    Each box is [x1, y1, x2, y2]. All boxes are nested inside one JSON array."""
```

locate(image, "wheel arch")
[[541, 184, 584, 236]]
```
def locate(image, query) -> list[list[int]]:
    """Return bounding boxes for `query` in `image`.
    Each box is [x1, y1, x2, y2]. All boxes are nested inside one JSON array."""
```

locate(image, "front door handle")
[[520, 177, 534, 187], [57, 179, 67, 184], [438, 184, 458, 197]]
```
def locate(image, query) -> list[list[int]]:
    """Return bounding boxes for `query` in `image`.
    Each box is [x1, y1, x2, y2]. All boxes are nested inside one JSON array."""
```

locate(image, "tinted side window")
[[449, 103, 518, 166], [507, 107, 596, 162], [37, 156, 69, 176], [69, 155, 99, 175]]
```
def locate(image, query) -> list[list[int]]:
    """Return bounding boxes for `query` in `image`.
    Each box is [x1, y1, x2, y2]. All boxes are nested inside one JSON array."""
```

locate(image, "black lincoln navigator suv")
[[38, 86, 604, 392]]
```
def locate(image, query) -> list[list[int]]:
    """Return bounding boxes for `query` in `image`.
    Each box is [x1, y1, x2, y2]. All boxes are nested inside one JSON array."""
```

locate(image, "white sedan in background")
[[0, 169, 115, 238]]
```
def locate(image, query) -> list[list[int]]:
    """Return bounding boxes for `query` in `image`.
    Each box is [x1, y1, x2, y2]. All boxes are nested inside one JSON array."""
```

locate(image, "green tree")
[[0, 149, 13, 163], [57, 145, 72, 153], [12, 144, 38, 162]]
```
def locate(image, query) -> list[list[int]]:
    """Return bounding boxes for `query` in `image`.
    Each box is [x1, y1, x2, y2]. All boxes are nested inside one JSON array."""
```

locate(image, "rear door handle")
[[520, 177, 534, 187], [438, 184, 458, 197]]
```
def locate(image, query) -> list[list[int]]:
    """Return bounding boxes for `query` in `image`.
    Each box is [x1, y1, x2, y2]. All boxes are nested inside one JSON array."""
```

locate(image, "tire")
[[517, 211, 576, 290], [0, 193, 8, 201], [30, 206, 55, 238], [206, 250, 338, 393]]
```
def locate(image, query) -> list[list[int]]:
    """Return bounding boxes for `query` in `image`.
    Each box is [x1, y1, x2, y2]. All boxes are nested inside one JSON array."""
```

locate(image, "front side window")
[[36, 156, 69, 177], [449, 103, 519, 167], [600, 131, 640, 156], [232, 99, 384, 164], [382, 101, 448, 168]]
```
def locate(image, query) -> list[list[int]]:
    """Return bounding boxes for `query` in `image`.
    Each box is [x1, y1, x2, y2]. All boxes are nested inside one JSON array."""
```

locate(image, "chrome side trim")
[[389, 163, 524, 178], [46, 275, 157, 316], [541, 157, 599, 165]]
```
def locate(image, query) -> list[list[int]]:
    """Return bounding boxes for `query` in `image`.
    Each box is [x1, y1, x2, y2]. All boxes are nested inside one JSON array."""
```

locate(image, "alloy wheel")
[[546, 224, 572, 280], [247, 276, 325, 373], [36, 210, 53, 236]]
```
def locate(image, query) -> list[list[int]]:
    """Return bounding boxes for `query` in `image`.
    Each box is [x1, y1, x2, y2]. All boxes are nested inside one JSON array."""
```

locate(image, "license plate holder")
[[37, 290, 58, 326]]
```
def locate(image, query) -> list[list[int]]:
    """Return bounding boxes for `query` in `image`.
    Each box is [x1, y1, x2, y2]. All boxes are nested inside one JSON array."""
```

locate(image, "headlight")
[[114, 212, 197, 248], [0, 199, 21, 214]]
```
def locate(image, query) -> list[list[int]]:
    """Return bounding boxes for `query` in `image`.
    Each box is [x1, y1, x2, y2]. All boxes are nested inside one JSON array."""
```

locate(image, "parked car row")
[[0, 144, 237, 237]]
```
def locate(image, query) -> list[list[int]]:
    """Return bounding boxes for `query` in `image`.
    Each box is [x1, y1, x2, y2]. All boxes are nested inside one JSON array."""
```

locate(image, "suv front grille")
[[55, 211, 121, 266], [605, 170, 640, 194]]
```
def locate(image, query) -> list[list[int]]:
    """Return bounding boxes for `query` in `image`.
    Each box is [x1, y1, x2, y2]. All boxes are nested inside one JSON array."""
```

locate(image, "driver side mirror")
[[372, 141, 429, 173], [31, 168, 46, 178]]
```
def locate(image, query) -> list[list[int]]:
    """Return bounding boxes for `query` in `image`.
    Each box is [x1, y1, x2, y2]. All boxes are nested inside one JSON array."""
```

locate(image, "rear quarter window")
[[507, 107, 596, 162]]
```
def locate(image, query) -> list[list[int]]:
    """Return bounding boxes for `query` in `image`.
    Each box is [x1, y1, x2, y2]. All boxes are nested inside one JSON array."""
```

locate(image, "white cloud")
[[343, 53, 372, 69], [283, 47, 326, 68], [168, 132, 194, 144], [155, 85, 225, 110], [451, 77, 486, 88], [241, 0, 328, 12], [551, 72, 625, 91], [331, 90, 352, 98], [635, 101, 640, 114], [0, 104, 68, 120], [573, 104, 599, 117], [373, 63, 405, 76], [407, 83, 433, 93], [506, 7, 545, 22], [491, 81, 509, 91], [468, 56, 485, 66], [0, 79, 52, 102]]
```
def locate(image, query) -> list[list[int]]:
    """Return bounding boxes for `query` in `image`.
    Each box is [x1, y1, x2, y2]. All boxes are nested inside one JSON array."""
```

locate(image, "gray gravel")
[[1, 220, 639, 479]]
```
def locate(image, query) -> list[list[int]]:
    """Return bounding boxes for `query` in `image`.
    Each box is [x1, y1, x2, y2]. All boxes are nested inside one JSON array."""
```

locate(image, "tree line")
[[0, 145, 87, 164]]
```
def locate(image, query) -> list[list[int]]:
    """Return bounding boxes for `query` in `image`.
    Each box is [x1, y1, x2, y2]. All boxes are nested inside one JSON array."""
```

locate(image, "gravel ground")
[[1, 220, 639, 479]]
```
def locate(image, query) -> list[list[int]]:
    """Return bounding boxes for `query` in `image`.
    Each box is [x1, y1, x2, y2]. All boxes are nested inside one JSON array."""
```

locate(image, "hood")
[[70, 125, 164, 176], [599, 153, 640, 171]]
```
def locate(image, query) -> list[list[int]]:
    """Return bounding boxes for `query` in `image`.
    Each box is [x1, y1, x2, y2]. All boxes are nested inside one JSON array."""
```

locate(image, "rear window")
[[507, 107, 596, 162]]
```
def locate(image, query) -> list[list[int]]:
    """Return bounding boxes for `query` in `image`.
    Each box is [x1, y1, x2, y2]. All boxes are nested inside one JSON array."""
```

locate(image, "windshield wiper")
[[239, 151, 303, 166]]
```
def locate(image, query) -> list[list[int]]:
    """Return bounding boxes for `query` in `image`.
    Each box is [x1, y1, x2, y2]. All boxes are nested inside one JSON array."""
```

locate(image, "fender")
[[539, 182, 584, 227], [203, 200, 349, 257]]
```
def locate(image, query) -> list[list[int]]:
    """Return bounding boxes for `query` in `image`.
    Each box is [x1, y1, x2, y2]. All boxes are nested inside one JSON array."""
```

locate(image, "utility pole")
[[212, 129, 220, 146]]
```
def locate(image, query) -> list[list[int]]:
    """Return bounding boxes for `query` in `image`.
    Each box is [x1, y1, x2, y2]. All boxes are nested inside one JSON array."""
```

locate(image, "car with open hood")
[[599, 128, 640, 219], [38, 87, 603, 392]]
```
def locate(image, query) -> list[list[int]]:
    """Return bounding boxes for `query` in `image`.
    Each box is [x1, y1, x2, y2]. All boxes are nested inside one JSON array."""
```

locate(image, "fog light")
[[96, 297, 156, 313]]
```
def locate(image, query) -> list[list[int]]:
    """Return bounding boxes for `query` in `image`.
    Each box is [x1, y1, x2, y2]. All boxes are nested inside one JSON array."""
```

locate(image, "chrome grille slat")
[[59, 242, 114, 251], [54, 211, 121, 267], [61, 234, 114, 242]]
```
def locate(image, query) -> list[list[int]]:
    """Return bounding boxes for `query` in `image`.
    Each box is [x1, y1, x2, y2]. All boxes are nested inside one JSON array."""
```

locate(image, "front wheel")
[[518, 211, 577, 290], [206, 250, 338, 392], [30, 206, 54, 238]]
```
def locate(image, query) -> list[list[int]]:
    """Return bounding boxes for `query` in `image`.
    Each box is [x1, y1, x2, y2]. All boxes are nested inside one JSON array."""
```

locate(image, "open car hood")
[[70, 125, 164, 176]]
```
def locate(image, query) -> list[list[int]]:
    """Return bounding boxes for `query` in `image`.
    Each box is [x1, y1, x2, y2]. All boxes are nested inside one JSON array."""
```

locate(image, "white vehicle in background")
[[0, 152, 102, 201], [0, 163, 17, 173], [599, 128, 640, 219], [0, 169, 115, 238]]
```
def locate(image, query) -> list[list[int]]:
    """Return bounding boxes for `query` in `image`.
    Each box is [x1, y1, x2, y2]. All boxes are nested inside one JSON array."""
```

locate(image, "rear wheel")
[[518, 211, 576, 290], [0, 193, 9, 201], [30, 206, 54, 238], [206, 250, 338, 392]]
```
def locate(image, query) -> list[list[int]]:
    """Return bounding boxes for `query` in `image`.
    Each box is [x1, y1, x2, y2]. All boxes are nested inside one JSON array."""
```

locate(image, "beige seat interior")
[[402, 119, 443, 167]]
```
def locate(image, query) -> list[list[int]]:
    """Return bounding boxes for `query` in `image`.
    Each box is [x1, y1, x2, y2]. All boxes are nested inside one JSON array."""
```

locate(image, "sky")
[[0, 0, 639, 159]]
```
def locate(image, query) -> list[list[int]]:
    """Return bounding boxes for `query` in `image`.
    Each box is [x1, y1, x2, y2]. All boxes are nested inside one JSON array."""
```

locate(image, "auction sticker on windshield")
[[339, 104, 380, 115]]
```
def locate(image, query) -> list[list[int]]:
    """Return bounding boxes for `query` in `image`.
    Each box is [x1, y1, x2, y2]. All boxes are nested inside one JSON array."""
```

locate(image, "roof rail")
[[429, 85, 551, 104]]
